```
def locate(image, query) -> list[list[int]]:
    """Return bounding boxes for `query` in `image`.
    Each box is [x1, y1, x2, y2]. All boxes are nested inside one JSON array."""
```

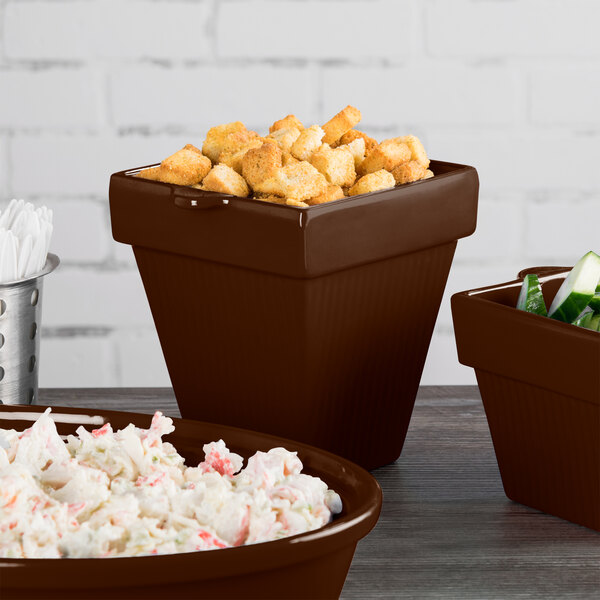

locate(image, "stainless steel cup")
[[0, 253, 59, 405]]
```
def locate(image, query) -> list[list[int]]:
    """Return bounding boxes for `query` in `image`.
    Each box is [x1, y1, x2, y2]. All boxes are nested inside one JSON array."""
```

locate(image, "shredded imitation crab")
[[0, 410, 342, 558]]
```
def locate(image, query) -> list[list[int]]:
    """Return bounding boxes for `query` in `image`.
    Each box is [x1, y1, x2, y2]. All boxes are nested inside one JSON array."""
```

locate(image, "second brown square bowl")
[[452, 266, 599, 531]]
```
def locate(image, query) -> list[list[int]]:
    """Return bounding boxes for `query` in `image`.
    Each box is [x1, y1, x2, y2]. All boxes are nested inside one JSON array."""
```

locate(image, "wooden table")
[[37, 386, 599, 600]]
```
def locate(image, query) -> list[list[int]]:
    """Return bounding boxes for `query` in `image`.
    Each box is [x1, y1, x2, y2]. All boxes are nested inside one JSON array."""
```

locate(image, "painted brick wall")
[[1, 0, 599, 387]]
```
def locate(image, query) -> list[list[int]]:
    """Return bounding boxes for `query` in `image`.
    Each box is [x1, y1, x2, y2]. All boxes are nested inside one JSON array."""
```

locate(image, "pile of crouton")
[[136, 106, 433, 207]]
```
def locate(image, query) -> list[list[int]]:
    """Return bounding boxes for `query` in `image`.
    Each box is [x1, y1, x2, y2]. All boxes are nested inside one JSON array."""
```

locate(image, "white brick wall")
[[530, 68, 600, 126], [425, 0, 600, 58], [4, 1, 213, 61], [322, 66, 521, 128], [0, 69, 104, 129], [10, 134, 195, 195], [110, 66, 317, 129], [216, 1, 415, 60], [0, 0, 599, 388]]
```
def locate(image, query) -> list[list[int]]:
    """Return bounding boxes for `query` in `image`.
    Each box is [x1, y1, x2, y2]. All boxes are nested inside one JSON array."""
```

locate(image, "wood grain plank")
[[35, 387, 600, 599]]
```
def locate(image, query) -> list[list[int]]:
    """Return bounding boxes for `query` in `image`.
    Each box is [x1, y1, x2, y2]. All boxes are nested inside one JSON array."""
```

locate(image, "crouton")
[[391, 160, 429, 184], [136, 166, 162, 181], [242, 140, 283, 189], [218, 133, 264, 174], [358, 139, 411, 176], [219, 130, 261, 155], [282, 152, 300, 165], [394, 135, 429, 168], [322, 105, 362, 145], [348, 169, 395, 196], [202, 164, 250, 197], [290, 125, 325, 161], [267, 127, 302, 153], [269, 114, 304, 133], [254, 161, 328, 201], [337, 129, 378, 154], [306, 184, 345, 206], [202, 122, 246, 163], [153, 144, 212, 185], [339, 137, 366, 169], [310, 144, 356, 187], [285, 199, 309, 207]]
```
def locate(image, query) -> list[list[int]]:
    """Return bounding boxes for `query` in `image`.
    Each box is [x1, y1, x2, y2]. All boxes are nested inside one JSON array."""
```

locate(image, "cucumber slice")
[[573, 309, 594, 329], [549, 251, 600, 322], [589, 314, 600, 332], [516, 274, 547, 316], [588, 284, 600, 313]]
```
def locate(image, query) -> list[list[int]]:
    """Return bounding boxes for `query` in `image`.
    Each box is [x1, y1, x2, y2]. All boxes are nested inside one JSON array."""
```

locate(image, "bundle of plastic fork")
[[0, 199, 54, 283]]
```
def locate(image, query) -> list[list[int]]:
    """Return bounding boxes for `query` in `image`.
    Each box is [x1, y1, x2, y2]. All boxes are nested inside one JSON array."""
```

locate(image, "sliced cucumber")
[[589, 314, 600, 332], [516, 274, 547, 316], [588, 284, 600, 313], [573, 309, 594, 329], [548, 251, 600, 322]]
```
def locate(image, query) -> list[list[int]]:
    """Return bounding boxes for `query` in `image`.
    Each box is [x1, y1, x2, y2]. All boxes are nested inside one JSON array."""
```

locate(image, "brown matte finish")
[[0, 404, 382, 600], [452, 268, 600, 531], [109, 160, 479, 469]]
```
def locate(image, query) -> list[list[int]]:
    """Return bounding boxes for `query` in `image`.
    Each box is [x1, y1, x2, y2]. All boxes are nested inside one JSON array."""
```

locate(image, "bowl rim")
[[451, 265, 599, 404], [0, 253, 60, 289], [453, 266, 599, 338], [116, 158, 474, 210]]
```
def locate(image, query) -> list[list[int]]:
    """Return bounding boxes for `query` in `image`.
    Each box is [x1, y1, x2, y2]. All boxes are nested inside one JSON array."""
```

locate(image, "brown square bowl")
[[452, 266, 599, 530], [0, 404, 382, 599], [109, 160, 478, 470]]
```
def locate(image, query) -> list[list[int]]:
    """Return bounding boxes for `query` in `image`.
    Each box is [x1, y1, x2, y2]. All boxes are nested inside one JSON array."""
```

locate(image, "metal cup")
[[0, 253, 60, 405]]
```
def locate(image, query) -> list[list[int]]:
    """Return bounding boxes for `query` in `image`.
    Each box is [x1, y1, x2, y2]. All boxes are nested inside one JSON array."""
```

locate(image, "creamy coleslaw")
[[0, 409, 342, 558]]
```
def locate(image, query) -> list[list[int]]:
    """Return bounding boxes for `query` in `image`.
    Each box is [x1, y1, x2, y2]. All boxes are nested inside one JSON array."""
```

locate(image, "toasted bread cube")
[[254, 161, 327, 201], [348, 169, 395, 196], [338, 129, 378, 154], [269, 114, 304, 133], [310, 144, 356, 187], [202, 122, 246, 163], [219, 131, 264, 175], [242, 140, 283, 189], [136, 166, 162, 181], [358, 139, 411, 177], [219, 130, 261, 155], [157, 144, 212, 185], [391, 160, 429, 184], [282, 152, 300, 165], [290, 125, 325, 161], [267, 127, 302, 153], [322, 105, 362, 145], [306, 184, 345, 206], [285, 199, 309, 207], [394, 135, 429, 168], [339, 137, 366, 169], [202, 164, 250, 197]]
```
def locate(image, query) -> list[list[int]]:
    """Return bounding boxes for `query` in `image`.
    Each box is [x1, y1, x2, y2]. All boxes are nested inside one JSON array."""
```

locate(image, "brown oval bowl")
[[0, 405, 382, 600]]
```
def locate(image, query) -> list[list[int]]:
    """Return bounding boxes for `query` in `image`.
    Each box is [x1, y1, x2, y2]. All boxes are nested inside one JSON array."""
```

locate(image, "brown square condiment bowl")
[[452, 266, 600, 531], [109, 160, 479, 470], [0, 404, 382, 599]]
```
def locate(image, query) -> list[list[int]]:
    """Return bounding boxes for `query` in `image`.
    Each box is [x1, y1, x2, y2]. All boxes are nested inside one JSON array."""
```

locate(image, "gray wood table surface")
[[36, 386, 599, 600]]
